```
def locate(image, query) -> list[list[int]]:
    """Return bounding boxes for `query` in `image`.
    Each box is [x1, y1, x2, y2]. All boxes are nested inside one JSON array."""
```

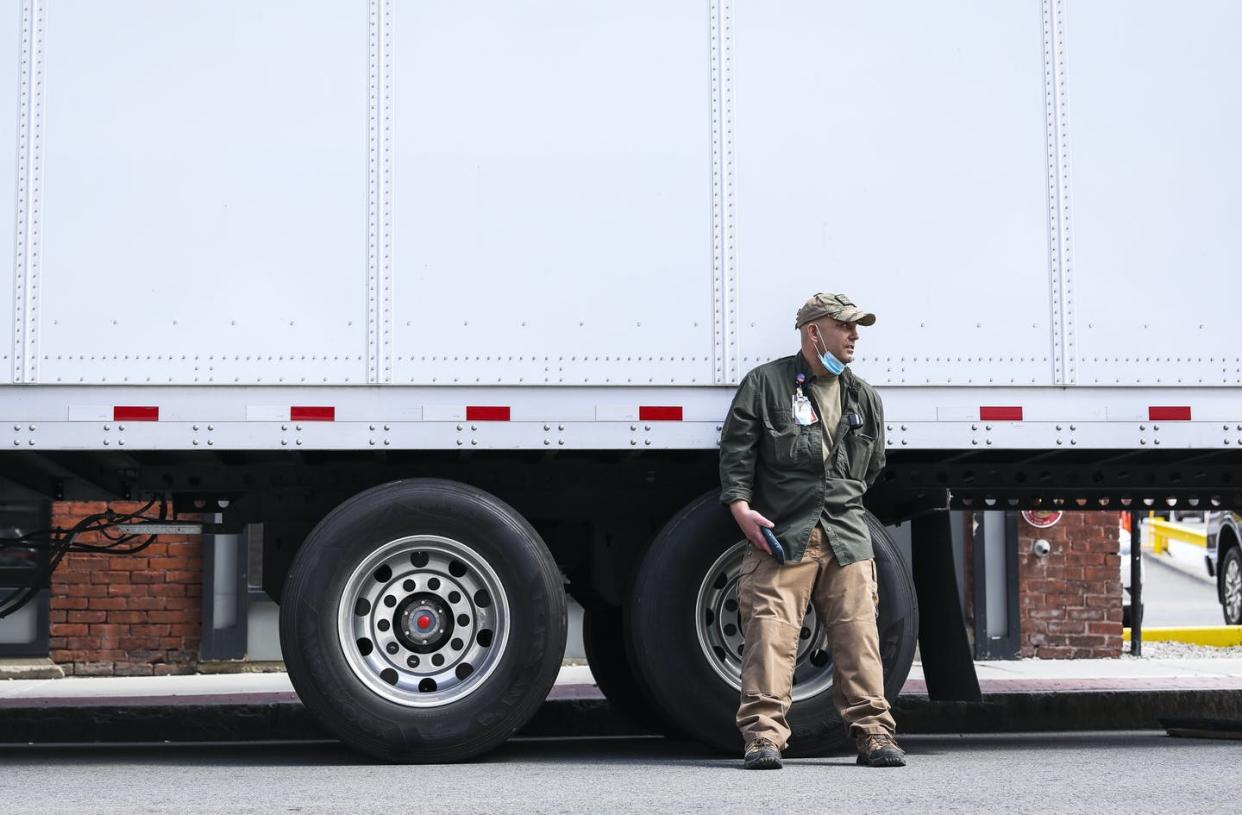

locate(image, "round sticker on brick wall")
[[1021, 510, 1063, 528]]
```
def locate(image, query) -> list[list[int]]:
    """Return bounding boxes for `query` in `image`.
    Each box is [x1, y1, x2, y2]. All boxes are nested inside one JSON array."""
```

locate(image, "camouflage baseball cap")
[[795, 293, 877, 328]]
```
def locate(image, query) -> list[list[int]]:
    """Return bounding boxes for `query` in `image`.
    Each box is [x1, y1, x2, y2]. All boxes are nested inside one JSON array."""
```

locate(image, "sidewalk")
[[907, 656, 1242, 692], [1, 659, 1240, 744]]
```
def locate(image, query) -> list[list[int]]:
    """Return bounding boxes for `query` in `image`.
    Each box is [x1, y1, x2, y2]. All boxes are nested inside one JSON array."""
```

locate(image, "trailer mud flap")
[[912, 511, 981, 702]]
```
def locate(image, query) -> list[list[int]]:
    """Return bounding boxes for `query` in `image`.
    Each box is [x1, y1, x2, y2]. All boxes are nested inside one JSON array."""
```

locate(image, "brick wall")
[[1018, 511, 1123, 659], [49, 501, 203, 676]]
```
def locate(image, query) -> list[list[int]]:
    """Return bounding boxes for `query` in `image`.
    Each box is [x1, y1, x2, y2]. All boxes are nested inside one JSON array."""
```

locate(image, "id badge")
[[792, 392, 818, 426]]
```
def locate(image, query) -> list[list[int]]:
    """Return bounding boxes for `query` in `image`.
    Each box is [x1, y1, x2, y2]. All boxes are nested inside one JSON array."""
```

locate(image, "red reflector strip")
[[1148, 406, 1191, 421], [291, 406, 335, 422], [639, 406, 683, 421], [113, 406, 159, 422], [979, 406, 1023, 422], [466, 406, 510, 422]]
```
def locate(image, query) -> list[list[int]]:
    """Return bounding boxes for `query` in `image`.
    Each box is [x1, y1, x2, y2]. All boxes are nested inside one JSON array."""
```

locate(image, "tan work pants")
[[736, 525, 895, 750]]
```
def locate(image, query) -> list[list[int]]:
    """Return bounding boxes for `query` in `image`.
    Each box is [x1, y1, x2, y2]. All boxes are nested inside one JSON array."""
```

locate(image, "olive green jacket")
[[718, 353, 886, 565]]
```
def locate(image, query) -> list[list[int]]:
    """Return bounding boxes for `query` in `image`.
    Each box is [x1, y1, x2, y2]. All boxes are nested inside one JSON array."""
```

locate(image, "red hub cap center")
[[416, 614, 433, 630]]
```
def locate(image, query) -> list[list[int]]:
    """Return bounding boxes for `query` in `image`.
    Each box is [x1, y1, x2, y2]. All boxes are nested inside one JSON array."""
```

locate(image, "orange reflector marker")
[[466, 406, 510, 421], [1148, 406, 1191, 421], [291, 406, 335, 422], [113, 406, 159, 422], [639, 406, 683, 421], [979, 406, 1023, 421]]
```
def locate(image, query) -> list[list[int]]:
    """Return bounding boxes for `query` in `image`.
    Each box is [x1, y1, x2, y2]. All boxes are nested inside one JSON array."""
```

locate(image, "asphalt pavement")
[[1140, 552, 1223, 627], [0, 732, 1231, 814], [3, 660, 1242, 745]]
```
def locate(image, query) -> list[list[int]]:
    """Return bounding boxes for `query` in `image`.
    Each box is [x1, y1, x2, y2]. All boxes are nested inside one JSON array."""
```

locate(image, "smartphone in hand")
[[760, 527, 786, 566]]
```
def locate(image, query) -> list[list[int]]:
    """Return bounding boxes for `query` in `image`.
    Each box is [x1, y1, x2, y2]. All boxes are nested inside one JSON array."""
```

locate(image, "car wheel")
[[1221, 547, 1242, 626]]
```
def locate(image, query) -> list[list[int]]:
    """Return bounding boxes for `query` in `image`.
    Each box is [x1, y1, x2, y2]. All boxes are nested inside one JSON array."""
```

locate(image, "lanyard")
[[792, 373, 817, 426]]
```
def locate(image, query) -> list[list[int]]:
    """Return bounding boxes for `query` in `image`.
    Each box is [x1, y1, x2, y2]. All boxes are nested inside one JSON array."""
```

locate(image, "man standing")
[[719, 293, 905, 770]]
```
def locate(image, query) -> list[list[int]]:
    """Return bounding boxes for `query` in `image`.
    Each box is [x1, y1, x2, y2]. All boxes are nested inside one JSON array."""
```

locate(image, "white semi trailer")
[[0, 0, 1239, 761]]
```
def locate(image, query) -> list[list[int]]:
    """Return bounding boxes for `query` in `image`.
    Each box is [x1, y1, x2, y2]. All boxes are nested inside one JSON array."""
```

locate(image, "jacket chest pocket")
[[763, 416, 816, 467], [837, 429, 875, 482]]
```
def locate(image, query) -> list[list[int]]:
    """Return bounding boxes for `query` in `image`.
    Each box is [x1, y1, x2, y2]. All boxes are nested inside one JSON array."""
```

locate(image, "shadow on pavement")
[[0, 730, 1192, 770], [0, 741, 364, 768]]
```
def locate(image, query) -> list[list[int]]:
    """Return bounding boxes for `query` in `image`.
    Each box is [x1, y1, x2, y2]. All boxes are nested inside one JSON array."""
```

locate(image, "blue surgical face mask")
[[812, 329, 846, 376]]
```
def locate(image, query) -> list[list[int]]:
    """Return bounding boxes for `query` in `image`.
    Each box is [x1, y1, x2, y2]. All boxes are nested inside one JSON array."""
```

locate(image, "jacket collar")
[[842, 365, 860, 399], [794, 351, 813, 381], [794, 352, 860, 400]]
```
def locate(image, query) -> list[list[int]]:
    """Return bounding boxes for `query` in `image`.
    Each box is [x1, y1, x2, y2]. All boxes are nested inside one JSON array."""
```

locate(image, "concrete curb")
[[0, 659, 65, 680], [2, 688, 1240, 745], [895, 689, 1242, 734], [1123, 627, 1242, 647]]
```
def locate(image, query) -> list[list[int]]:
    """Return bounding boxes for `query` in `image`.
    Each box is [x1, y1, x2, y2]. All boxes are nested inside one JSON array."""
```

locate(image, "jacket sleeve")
[[719, 373, 762, 505], [863, 392, 886, 489]]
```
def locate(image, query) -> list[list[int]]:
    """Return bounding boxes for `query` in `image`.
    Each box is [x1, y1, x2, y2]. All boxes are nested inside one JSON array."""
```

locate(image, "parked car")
[[1205, 512, 1242, 625], [1119, 514, 1143, 628], [1139, 509, 1240, 625]]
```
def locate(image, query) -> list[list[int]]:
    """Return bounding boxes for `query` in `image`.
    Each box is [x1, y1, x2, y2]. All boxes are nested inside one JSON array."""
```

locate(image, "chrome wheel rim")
[[1226, 556, 1242, 623], [337, 535, 509, 707], [695, 541, 835, 700]]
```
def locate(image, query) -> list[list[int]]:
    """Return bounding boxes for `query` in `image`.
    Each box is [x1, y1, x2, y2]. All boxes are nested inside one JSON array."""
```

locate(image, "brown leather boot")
[[743, 738, 783, 770], [856, 733, 906, 767]]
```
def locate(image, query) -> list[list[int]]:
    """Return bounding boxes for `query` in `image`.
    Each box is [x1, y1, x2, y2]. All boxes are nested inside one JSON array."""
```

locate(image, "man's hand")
[[729, 500, 776, 554]]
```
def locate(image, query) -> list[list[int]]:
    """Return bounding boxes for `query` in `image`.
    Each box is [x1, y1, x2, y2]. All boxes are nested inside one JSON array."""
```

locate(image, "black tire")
[[1221, 546, 1242, 626], [627, 492, 917, 756], [280, 478, 566, 763], [581, 604, 656, 732], [1122, 600, 1145, 629]]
